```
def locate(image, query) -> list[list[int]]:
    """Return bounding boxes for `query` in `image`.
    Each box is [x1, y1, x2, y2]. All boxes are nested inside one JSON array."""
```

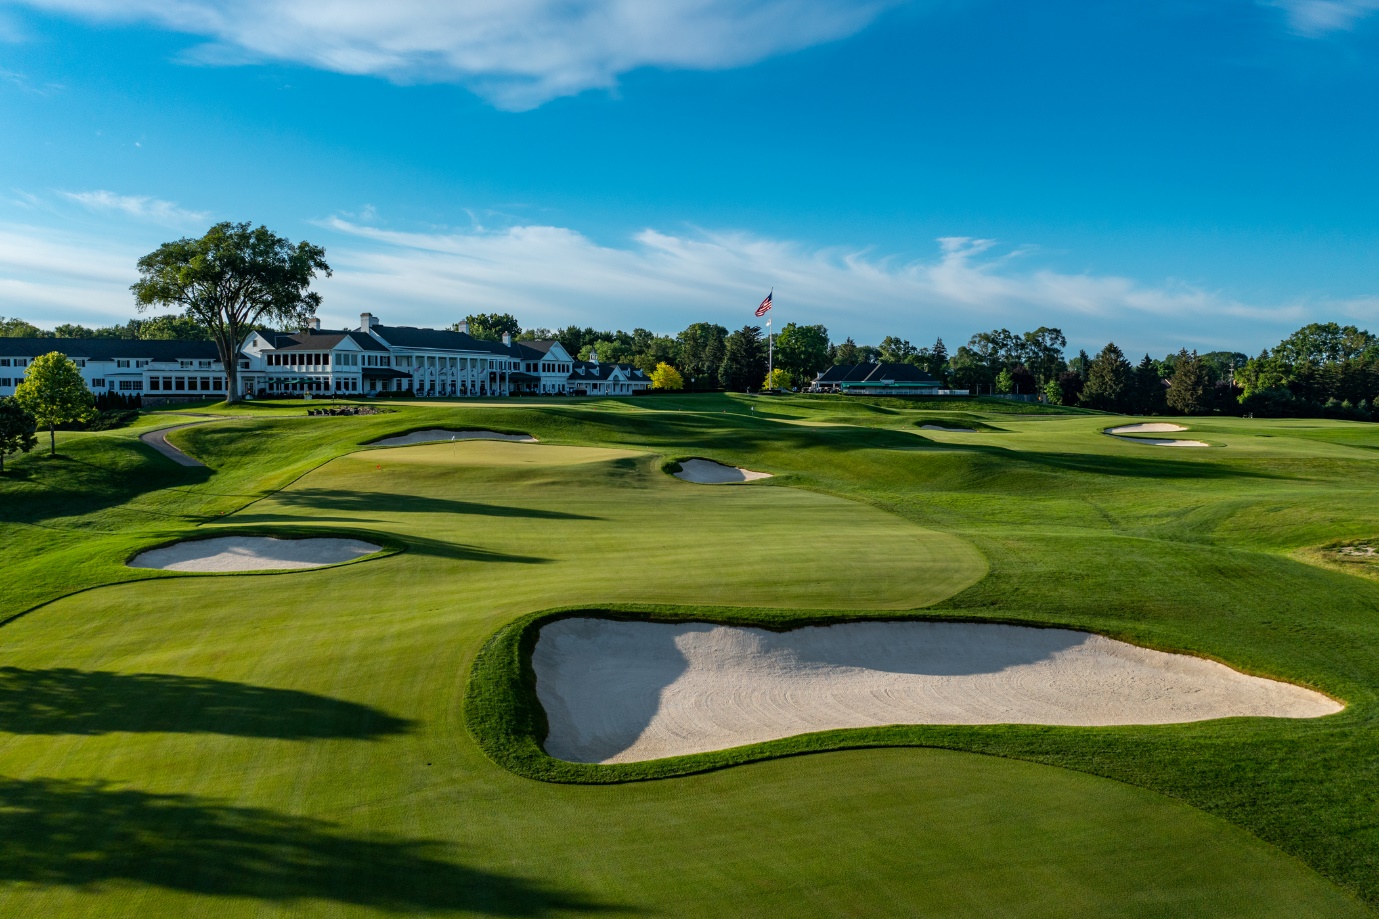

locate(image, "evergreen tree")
[[1133, 354, 1166, 414], [1079, 343, 1133, 411], [720, 326, 767, 391], [833, 337, 860, 366], [1166, 349, 1210, 415]]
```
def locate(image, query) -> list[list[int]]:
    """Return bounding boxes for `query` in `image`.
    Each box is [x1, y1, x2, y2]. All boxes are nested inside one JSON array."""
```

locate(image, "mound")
[[1106, 423, 1188, 434], [370, 429, 537, 446], [130, 536, 380, 572], [673, 459, 773, 484], [921, 424, 977, 433], [534, 618, 1341, 764]]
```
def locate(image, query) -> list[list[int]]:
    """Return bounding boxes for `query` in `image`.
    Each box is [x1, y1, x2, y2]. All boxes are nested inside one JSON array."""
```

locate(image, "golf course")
[[2, 393, 1377, 917]]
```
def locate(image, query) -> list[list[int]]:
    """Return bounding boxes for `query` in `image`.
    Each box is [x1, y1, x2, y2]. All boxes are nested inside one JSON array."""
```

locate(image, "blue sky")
[[1, 0, 1377, 353]]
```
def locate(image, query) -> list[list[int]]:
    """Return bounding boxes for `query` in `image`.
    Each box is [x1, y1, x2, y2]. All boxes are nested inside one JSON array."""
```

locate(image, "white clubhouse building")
[[0, 313, 651, 402]]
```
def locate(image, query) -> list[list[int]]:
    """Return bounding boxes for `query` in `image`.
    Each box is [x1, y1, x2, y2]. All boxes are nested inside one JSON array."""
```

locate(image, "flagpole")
[[767, 317, 773, 391]]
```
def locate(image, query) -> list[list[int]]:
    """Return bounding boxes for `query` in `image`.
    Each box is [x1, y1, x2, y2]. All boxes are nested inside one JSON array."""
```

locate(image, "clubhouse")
[[0, 313, 652, 402], [812, 363, 963, 396]]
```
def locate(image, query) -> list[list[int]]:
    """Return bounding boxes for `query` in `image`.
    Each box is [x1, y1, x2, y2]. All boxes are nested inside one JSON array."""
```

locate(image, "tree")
[[995, 368, 1015, 394], [1167, 349, 1210, 415], [0, 397, 37, 473], [775, 323, 831, 386], [463, 313, 522, 342], [677, 323, 728, 390], [763, 368, 794, 391], [13, 352, 95, 455], [1132, 355, 1166, 414], [132, 222, 330, 403], [833, 337, 860, 366], [0, 317, 48, 338], [1079, 343, 1133, 411], [138, 313, 212, 341], [650, 362, 685, 391], [878, 336, 916, 364], [720, 325, 766, 391], [1018, 327, 1067, 385]]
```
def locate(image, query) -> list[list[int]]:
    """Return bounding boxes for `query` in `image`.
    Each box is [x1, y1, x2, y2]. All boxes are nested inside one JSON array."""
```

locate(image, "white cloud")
[[1, 214, 1365, 351], [12, 0, 897, 109], [307, 218, 1329, 352], [1264, 0, 1379, 35], [60, 189, 209, 226]]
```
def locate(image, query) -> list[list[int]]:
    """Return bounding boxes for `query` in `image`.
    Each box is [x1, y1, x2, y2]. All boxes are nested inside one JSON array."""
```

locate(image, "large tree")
[[676, 322, 728, 390], [0, 397, 38, 473], [1, 317, 48, 338], [720, 325, 766, 391], [1079, 342, 1133, 411], [1167, 349, 1210, 415], [131, 222, 330, 402], [775, 323, 831, 386], [13, 352, 95, 455], [462, 313, 522, 342]]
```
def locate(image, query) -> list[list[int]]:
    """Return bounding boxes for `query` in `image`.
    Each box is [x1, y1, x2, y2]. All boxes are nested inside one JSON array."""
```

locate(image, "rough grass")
[[1, 396, 1377, 916]]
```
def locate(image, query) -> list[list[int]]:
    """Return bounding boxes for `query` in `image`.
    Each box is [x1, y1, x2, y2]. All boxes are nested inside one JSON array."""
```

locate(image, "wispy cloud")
[[11, 0, 897, 109], [309, 217, 1333, 352], [60, 189, 208, 226], [1264, 0, 1379, 35], [0, 214, 1364, 350]]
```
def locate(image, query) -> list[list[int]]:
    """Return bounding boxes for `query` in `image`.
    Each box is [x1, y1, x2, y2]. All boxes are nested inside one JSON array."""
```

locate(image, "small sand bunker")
[[921, 424, 976, 433], [370, 429, 537, 446], [1106, 423, 1188, 435], [1119, 438, 1210, 447], [534, 618, 1341, 764], [673, 459, 773, 484], [131, 536, 380, 572]]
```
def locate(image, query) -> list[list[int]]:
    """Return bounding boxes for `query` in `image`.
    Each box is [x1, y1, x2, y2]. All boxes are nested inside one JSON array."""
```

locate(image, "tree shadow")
[[260, 489, 600, 520], [0, 777, 629, 914], [400, 534, 553, 565], [0, 668, 414, 739]]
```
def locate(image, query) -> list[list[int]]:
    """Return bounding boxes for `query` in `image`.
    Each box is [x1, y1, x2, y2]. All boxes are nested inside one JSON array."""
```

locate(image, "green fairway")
[[1, 394, 1377, 916]]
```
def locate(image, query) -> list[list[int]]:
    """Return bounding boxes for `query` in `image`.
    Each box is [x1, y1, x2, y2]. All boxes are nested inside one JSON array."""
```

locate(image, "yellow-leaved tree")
[[650, 362, 685, 391]]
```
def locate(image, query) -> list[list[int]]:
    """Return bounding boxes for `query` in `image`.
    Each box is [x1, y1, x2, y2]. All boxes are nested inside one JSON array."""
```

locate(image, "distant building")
[[0, 338, 226, 404], [813, 363, 958, 396], [1, 313, 650, 402]]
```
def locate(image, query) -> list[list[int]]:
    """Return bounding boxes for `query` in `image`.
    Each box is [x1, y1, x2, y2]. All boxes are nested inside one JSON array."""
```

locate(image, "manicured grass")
[[1, 397, 1377, 915]]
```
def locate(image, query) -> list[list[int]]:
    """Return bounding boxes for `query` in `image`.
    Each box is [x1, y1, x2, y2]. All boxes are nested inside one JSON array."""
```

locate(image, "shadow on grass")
[[0, 777, 628, 914], [0, 668, 413, 739], [259, 489, 600, 520]]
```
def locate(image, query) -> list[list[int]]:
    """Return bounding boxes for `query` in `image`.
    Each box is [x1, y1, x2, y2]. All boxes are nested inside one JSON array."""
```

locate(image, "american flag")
[[755, 291, 773, 317]]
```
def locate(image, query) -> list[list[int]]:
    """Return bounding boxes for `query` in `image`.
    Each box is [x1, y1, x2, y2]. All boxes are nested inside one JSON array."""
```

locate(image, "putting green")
[[0, 407, 1374, 916]]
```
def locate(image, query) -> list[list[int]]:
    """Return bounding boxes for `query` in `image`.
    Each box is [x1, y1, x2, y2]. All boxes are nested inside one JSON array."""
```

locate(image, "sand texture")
[[673, 459, 773, 484], [131, 536, 380, 572], [534, 618, 1341, 764], [371, 429, 537, 446], [921, 424, 977, 433], [1106, 423, 1188, 434]]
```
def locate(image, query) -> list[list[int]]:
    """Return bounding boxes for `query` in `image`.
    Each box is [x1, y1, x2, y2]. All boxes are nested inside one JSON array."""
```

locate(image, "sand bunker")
[[130, 536, 380, 572], [673, 459, 772, 484], [1106, 423, 1188, 434], [370, 429, 537, 446], [921, 424, 976, 433], [534, 618, 1340, 763]]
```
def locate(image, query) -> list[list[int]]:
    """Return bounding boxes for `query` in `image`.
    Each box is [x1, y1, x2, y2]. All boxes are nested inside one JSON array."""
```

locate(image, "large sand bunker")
[[673, 459, 773, 484], [131, 536, 380, 572], [534, 618, 1341, 764], [370, 429, 537, 446], [1105, 423, 1207, 447], [1107, 423, 1188, 434]]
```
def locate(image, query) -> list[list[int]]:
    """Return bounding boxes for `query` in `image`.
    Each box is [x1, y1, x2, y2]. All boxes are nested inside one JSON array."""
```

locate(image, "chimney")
[[501, 331, 512, 346], [456, 320, 469, 334], [306, 317, 320, 331], [359, 312, 372, 331]]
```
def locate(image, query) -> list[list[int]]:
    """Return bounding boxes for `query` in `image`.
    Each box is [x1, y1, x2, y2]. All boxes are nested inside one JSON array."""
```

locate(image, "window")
[[91, 378, 105, 388], [214, 377, 224, 390], [198, 360, 212, 369], [117, 359, 130, 369], [118, 380, 143, 391], [135, 360, 148, 368], [180, 360, 193, 369], [163, 377, 173, 390], [380, 356, 390, 367], [15, 359, 26, 367], [239, 360, 250, 370], [149, 378, 161, 391], [0, 359, 9, 367], [0, 378, 10, 387], [174, 377, 185, 391], [75, 359, 86, 368]]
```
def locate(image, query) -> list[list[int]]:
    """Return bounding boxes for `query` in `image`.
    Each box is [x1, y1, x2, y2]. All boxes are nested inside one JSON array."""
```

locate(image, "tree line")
[[10, 306, 1379, 419]]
